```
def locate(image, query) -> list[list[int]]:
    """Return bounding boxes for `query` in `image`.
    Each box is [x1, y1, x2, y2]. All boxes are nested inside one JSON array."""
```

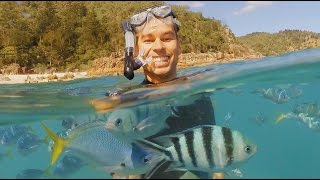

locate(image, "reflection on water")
[[0, 49, 320, 178]]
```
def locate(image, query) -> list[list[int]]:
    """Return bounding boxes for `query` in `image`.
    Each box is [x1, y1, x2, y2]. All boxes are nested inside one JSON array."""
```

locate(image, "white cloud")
[[174, 1, 205, 8], [234, 1, 273, 15]]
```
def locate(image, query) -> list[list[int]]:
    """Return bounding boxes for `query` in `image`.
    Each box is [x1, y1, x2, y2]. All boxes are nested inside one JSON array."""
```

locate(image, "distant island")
[[238, 30, 320, 56], [0, 1, 319, 81]]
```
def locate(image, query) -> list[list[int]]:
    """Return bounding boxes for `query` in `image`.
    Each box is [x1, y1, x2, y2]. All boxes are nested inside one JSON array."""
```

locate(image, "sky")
[[166, 1, 320, 37]]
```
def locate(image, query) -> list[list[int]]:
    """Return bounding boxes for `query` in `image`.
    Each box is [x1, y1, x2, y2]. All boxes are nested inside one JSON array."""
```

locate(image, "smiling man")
[[110, 4, 220, 179], [133, 6, 181, 84]]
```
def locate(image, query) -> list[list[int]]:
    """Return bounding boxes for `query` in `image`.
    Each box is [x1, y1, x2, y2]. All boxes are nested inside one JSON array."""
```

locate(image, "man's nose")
[[152, 38, 165, 51]]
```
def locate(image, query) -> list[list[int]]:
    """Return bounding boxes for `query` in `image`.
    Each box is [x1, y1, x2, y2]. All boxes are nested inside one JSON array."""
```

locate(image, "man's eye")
[[143, 39, 153, 43]]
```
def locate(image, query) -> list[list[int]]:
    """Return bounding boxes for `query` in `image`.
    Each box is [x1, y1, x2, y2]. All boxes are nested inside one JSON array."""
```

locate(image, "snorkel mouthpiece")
[[122, 21, 151, 80], [122, 21, 135, 80]]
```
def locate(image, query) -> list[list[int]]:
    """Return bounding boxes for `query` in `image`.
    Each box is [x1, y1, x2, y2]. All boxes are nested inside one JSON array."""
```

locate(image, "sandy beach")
[[0, 72, 88, 85]]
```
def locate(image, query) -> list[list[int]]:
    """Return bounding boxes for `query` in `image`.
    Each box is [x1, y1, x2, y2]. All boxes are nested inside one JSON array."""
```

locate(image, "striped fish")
[[136, 125, 257, 174]]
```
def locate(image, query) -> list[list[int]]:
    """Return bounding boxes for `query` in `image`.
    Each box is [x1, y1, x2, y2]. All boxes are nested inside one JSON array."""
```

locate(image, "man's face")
[[136, 18, 181, 82]]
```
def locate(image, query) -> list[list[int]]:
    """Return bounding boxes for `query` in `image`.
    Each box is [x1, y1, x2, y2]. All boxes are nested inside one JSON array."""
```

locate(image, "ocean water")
[[1, 48, 320, 178]]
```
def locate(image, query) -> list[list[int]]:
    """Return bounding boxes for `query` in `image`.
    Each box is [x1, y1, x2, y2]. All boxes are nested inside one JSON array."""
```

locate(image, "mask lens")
[[130, 11, 148, 26], [152, 6, 171, 17]]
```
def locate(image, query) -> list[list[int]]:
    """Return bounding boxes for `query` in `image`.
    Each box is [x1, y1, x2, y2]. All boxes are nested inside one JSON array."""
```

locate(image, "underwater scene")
[[1, 48, 320, 179]]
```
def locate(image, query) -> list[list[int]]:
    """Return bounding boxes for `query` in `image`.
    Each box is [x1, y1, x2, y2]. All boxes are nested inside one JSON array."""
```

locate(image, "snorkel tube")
[[122, 21, 149, 80], [122, 21, 135, 80]]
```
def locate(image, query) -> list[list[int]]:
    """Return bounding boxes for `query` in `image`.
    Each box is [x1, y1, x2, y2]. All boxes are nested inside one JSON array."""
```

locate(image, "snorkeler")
[[105, 4, 220, 179]]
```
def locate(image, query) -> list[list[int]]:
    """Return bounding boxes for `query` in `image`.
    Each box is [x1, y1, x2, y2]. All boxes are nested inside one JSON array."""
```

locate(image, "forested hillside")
[[238, 30, 320, 56], [0, 1, 258, 74]]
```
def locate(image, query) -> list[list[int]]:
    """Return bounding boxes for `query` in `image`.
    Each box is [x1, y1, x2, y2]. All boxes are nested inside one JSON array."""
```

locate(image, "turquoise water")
[[1, 48, 320, 178]]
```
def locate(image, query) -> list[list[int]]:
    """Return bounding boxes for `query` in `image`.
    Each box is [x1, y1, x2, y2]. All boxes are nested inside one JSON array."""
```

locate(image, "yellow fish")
[[274, 113, 288, 124]]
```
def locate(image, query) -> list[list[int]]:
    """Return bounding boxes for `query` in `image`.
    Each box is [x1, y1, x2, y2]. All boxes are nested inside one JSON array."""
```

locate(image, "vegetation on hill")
[[1, 2, 317, 76], [238, 30, 320, 56], [0, 1, 251, 74]]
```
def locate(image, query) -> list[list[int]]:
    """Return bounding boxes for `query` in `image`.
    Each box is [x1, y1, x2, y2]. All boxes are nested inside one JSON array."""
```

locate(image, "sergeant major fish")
[[16, 169, 47, 179], [16, 132, 48, 156], [136, 125, 257, 174], [53, 154, 87, 178], [1, 124, 34, 146], [41, 121, 167, 177], [105, 103, 179, 141]]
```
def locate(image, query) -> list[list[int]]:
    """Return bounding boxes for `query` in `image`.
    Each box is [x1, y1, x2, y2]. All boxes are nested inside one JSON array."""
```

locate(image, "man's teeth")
[[153, 57, 169, 62]]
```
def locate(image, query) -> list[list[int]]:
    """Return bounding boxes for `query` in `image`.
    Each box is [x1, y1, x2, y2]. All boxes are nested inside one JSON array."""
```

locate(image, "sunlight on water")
[[0, 48, 320, 178]]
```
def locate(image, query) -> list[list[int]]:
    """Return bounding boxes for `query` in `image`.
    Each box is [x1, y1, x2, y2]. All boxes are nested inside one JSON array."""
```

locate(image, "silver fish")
[[136, 125, 257, 174], [105, 103, 178, 141], [41, 121, 166, 177]]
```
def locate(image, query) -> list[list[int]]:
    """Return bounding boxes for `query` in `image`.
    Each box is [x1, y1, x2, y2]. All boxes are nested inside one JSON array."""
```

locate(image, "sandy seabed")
[[0, 72, 88, 85]]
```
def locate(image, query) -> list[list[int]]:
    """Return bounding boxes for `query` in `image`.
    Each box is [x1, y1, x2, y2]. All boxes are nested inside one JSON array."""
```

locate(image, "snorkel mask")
[[121, 5, 180, 80]]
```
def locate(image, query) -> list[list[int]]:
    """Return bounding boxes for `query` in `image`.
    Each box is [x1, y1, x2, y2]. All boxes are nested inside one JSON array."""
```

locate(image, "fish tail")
[[42, 166, 53, 178], [40, 122, 68, 166], [274, 113, 287, 124]]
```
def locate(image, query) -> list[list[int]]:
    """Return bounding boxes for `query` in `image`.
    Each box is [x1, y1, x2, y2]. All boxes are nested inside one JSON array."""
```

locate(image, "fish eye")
[[143, 155, 152, 164], [143, 157, 149, 164], [244, 145, 252, 153], [115, 118, 122, 126], [120, 163, 126, 167]]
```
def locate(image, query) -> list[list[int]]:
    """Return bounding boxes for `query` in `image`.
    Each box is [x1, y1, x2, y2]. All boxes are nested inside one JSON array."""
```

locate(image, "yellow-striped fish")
[[41, 121, 167, 177]]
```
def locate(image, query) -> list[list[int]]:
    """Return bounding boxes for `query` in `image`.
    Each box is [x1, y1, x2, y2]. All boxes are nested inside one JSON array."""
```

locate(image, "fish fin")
[[274, 113, 287, 124], [42, 166, 54, 178], [151, 136, 174, 148], [40, 122, 68, 166], [101, 165, 122, 176], [134, 138, 170, 153], [134, 114, 162, 132], [144, 158, 169, 179], [163, 163, 187, 173], [167, 104, 180, 118], [212, 171, 227, 179], [180, 171, 201, 179], [151, 133, 186, 148]]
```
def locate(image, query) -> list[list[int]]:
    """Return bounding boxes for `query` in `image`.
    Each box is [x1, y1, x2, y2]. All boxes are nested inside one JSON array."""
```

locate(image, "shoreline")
[[0, 72, 89, 85]]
